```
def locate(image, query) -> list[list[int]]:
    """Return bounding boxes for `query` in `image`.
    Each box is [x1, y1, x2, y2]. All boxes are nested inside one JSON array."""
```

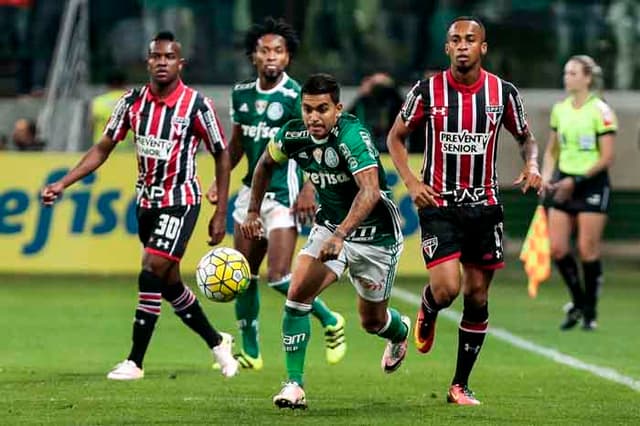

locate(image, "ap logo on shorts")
[[422, 236, 438, 258]]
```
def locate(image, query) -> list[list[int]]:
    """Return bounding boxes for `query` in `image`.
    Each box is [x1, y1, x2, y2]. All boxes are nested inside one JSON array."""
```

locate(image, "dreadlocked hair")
[[244, 16, 300, 59]]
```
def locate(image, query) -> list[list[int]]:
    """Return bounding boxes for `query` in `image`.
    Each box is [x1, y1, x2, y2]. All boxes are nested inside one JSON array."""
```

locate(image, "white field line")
[[392, 286, 640, 393]]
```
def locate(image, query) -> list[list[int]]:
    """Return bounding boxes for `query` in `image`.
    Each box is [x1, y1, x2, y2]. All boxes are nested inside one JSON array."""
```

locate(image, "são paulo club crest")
[[485, 105, 504, 125], [171, 116, 190, 136], [422, 236, 438, 258]]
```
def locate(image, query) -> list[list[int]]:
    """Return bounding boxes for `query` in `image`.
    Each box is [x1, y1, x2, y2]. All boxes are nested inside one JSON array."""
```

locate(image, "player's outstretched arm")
[[513, 132, 543, 195], [240, 150, 277, 240], [386, 115, 437, 208], [41, 136, 117, 206]]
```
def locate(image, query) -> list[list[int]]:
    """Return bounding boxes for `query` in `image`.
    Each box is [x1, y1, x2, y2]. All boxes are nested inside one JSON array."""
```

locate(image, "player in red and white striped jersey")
[[41, 31, 239, 380], [387, 17, 542, 405]]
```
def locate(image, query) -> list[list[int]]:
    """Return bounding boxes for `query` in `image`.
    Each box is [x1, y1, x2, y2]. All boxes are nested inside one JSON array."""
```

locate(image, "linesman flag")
[[519, 205, 551, 298]]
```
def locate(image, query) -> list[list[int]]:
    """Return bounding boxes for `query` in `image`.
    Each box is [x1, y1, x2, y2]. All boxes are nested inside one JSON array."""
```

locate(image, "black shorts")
[[419, 204, 505, 270], [137, 204, 200, 261], [547, 171, 610, 214]]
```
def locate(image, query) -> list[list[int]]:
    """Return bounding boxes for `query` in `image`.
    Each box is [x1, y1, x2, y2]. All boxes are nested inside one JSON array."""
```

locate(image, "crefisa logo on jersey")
[[324, 147, 339, 168], [266, 102, 284, 120]]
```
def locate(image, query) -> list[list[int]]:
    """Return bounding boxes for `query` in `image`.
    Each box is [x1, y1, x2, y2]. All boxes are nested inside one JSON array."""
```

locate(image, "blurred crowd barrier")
[[0, 153, 426, 275], [2, 88, 640, 189], [2, 1, 640, 92], [2, 151, 638, 276]]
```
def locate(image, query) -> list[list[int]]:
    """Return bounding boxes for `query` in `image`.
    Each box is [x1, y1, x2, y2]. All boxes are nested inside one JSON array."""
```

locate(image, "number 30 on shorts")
[[154, 214, 181, 239]]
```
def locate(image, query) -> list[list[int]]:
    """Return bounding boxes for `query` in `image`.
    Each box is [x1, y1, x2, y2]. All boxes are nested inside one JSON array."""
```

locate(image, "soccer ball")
[[196, 247, 251, 302]]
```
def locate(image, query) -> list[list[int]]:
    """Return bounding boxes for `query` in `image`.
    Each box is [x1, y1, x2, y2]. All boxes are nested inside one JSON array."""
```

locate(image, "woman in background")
[[542, 55, 616, 331]]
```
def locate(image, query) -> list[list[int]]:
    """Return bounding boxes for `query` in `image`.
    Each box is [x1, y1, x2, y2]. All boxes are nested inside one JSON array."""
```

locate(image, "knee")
[[462, 287, 488, 307], [430, 283, 458, 308], [142, 256, 173, 280], [577, 238, 599, 261], [550, 240, 569, 260]]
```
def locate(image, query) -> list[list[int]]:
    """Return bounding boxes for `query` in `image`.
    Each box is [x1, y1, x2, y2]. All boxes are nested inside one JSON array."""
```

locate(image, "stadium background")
[[1, 0, 639, 273], [1, 1, 639, 424]]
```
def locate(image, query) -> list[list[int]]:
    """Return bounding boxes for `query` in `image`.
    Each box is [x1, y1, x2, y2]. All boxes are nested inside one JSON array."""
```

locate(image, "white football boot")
[[212, 332, 239, 377], [107, 360, 144, 381]]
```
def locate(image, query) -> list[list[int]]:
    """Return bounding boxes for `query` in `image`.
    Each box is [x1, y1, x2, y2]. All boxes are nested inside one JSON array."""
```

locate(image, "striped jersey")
[[400, 68, 530, 206], [104, 80, 227, 208]]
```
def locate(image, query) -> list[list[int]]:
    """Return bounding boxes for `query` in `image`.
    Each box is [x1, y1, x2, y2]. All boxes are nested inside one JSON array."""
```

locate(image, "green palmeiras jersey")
[[267, 113, 403, 247], [230, 73, 303, 207]]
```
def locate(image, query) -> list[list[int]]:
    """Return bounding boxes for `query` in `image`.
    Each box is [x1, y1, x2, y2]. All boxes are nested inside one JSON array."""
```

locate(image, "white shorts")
[[299, 225, 403, 302], [233, 185, 296, 238]]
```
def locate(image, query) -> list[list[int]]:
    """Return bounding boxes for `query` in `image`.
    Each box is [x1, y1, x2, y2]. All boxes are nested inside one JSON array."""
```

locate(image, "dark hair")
[[301, 73, 340, 104], [448, 16, 486, 41], [244, 17, 299, 59], [153, 31, 176, 43], [149, 31, 182, 56]]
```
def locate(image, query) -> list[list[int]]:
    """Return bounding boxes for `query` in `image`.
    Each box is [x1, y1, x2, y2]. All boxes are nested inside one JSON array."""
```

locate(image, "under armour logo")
[[156, 239, 170, 250], [430, 106, 448, 117], [464, 343, 481, 354]]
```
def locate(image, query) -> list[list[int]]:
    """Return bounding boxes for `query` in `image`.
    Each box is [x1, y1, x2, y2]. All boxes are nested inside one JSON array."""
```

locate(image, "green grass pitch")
[[1, 256, 639, 425]]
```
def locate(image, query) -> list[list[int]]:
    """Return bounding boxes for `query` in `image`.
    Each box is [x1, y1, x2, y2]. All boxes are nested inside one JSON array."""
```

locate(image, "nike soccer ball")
[[196, 247, 251, 302]]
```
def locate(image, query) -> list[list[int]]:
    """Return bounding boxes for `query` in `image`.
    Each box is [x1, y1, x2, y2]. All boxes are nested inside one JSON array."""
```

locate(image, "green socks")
[[377, 308, 408, 343], [271, 275, 337, 327], [283, 300, 312, 386], [235, 276, 260, 357]]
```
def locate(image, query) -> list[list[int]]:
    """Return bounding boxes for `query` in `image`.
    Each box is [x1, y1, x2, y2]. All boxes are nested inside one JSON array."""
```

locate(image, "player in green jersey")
[[241, 74, 410, 409], [208, 18, 346, 371], [542, 55, 616, 331]]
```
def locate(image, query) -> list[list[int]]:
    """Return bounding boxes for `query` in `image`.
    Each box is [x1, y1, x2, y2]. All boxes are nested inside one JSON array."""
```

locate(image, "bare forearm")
[[229, 139, 244, 170], [61, 144, 111, 187], [584, 157, 612, 178], [541, 147, 557, 182], [519, 133, 540, 168], [584, 136, 615, 178], [336, 187, 380, 236], [214, 150, 231, 212], [228, 125, 245, 171], [387, 117, 421, 189], [248, 155, 274, 213]]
